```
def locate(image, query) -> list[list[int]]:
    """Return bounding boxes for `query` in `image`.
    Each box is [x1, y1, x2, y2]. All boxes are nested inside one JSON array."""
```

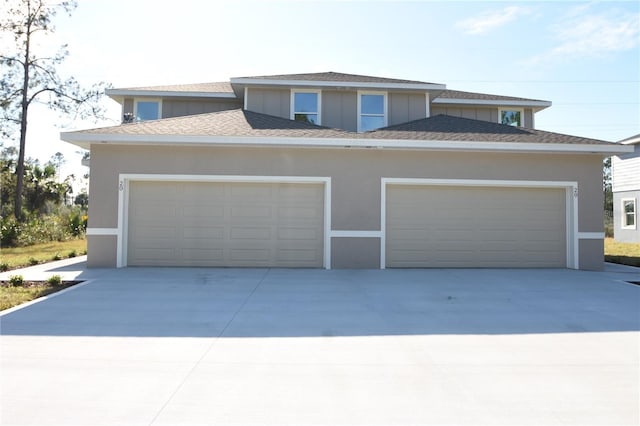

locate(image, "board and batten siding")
[[162, 99, 242, 118], [245, 88, 290, 119], [322, 91, 357, 131], [431, 107, 534, 128], [612, 145, 640, 192], [388, 93, 427, 126]]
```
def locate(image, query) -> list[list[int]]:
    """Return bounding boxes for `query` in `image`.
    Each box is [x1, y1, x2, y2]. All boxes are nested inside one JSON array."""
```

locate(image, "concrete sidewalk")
[[1, 266, 639, 425]]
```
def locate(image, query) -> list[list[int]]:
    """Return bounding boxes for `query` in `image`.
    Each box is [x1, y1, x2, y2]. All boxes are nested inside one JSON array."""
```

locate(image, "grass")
[[0, 239, 87, 271], [604, 238, 640, 267], [0, 280, 80, 311]]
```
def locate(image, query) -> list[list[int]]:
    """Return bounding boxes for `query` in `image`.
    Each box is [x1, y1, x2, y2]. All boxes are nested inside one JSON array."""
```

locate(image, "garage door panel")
[[128, 181, 323, 267], [386, 185, 566, 268]]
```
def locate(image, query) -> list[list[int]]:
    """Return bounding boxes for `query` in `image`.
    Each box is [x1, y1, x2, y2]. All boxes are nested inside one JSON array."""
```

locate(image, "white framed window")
[[622, 198, 636, 229], [358, 91, 387, 132], [134, 99, 162, 121], [499, 108, 524, 127], [290, 90, 321, 125]]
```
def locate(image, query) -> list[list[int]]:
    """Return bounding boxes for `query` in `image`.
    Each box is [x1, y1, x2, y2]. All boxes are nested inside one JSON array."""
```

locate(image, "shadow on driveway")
[[1, 267, 639, 337]]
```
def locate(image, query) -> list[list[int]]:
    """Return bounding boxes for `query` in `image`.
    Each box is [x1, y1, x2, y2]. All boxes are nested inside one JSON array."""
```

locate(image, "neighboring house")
[[61, 71, 632, 270], [612, 134, 640, 243]]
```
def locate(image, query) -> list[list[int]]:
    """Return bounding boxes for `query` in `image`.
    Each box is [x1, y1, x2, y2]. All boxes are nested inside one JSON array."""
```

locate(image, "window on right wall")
[[622, 198, 636, 229], [499, 108, 523, 127]]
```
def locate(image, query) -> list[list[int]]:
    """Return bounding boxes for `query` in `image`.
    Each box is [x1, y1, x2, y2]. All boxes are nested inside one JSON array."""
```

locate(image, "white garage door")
[[127, 181, 324, 267], [386, 185, 567, 268]]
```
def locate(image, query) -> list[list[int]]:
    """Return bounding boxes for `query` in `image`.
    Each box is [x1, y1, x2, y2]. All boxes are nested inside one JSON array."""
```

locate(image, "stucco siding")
[[331, 238, 380, 269], [579, 239, 604, 270], [162, 99, 242, 118], [245, 88, 290, 119], [613, 190, 640, 243], [88, 145, 604, 269], [612, 145, 640, 192], [87, 235, 117, 268], [322, 91, 357, 131]]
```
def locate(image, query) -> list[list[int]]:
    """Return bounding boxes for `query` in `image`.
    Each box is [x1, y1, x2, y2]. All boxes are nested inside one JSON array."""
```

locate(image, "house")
[[61, 71, 633, 270], [612, 134, 640, 243]]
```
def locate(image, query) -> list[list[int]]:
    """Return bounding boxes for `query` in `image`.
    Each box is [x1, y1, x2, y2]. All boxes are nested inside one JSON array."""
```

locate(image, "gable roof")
[[62, 109, 630, 154], [619, 133, 640, 145]]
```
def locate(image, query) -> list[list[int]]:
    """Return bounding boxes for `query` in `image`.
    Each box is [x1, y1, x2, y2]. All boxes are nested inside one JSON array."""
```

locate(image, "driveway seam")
[[147, 268, 270, 425]]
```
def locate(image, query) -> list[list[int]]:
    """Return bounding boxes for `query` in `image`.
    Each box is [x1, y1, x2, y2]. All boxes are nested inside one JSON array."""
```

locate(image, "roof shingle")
[[234, 71, 439, 85]]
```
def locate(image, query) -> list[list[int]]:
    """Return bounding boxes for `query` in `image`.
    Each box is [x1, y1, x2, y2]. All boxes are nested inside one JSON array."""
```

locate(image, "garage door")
[[127, 181, 324, 267], [386, 185, 567, 268]]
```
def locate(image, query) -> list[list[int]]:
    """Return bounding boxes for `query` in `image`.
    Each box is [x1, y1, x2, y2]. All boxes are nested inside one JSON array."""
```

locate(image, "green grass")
[[0, 281, 78, 311], [0, 239, 87, 271], [604, 238, 640, 267]]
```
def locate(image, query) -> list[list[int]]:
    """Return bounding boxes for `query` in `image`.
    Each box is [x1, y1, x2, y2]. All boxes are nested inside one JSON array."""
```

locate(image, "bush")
[[0, 206, 87, 248], [52, 253, 62, 261], [0, 263, 8, 272], [8, 275, 24, 286], [28, 257, 39, 266], [47, 275, 62, 285], [68, 250, 76, 258]]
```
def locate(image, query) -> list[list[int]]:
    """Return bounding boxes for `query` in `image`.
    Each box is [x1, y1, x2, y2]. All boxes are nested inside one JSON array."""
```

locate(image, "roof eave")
[[60, 132, 633, 155], [229, 77, 447, 92], [432, 98, 552, 111], [105, 88, 237, 100]]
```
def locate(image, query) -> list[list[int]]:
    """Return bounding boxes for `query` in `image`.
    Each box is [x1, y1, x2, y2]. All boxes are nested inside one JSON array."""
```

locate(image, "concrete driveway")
[[1, 260, 639, 425]]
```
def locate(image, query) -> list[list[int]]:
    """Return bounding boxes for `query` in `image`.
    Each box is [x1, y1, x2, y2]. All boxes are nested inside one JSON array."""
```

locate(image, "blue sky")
[[11, 0, 640, 184]]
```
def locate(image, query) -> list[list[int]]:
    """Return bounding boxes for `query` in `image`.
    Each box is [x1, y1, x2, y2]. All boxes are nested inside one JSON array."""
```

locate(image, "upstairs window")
[[622, 199, 636, 229], [359, 92, 387, 132], [135, 100, 161, 121], [499, 108, 523, 127], [291, 91, 320, 125]]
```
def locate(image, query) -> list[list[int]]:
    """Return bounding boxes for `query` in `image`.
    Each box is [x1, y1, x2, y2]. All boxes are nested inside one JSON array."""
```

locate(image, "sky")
[[4, 0, 640, 190]]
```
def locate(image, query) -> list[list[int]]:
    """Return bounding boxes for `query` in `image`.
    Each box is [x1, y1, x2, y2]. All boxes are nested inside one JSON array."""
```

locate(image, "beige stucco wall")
[[87, 144, 604, 269]]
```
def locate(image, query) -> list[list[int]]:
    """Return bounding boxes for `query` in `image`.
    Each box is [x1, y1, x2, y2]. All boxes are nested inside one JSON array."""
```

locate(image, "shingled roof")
[[434, 89, 548, 104], [64, 108, 619, 149], [111, 81, 233, 93], [234, 71, 439, 85]]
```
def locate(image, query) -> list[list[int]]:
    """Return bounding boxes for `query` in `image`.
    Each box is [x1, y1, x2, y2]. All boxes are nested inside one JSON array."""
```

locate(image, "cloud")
[[528, 8, 640, 64], [456, 6, 531, 35]]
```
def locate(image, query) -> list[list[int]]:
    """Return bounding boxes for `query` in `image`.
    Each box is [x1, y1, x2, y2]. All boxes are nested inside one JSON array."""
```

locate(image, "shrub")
[[28, 257, 39, 266], [52, 253, 62, 261], [0, 263, 8, 272], [8, 275, 24, 286], [47, 275, 62, 285], [68, 250, 76, 258]]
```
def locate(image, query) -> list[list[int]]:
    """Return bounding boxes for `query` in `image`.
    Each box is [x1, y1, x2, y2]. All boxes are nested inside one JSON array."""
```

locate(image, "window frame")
[[290, 89, 321, 125], [358, 90, 388, 132], [498, 107, 525, 127], [134, 98, 162, 122], [622, 198, 637, 230]]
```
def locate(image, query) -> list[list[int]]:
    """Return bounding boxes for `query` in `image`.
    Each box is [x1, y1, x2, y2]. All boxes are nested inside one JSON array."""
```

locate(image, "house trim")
[[498, 107, 525, 127], [621, 197, 637, 230], [379, 178, 579, 270], [230, 77, 446, 92], [433, 98, 552, 108], [357, 90, 388, 132], [133, 98, 162, 121], [115, 174, 332, 269], [61, 133, 633, 155], [86, 228, 119, 236], [330, 230, 383, 238]]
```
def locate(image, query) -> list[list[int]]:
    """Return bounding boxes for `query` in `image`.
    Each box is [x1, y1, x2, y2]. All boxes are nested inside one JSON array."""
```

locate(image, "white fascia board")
[[230, 77, 446, 91], [105, 89, 237, 99], [59, 131, 636, 155], [432, 98, 552, 108]]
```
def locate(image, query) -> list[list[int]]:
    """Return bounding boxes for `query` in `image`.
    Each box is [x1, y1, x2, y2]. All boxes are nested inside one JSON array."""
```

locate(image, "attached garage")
[[384, 183, 568, 268], [126, 180, 325, 267]]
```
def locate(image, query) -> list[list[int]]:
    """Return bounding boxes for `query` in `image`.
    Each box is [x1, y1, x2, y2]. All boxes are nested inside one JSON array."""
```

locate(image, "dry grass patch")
[[604, 238, 640, 267], [0, 239, 86, 271], [0, 279, 83, 311]]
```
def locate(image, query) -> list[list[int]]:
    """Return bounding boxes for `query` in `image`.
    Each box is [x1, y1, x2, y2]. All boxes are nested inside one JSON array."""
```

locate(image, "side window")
[[135, 100, 161, 121], [622, 199, 636, 229], [358, 92, 387, 132], [292, 91, 320, 125], [499, 108, 523, 127]]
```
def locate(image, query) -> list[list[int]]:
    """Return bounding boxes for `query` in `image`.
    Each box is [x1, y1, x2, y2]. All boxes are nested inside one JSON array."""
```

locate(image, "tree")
[[0, 0, 109, 220]]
